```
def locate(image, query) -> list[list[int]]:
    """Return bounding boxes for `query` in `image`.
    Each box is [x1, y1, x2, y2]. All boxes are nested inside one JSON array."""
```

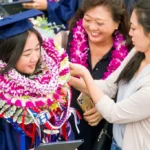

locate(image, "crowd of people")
[[0, 0, 150, 150]]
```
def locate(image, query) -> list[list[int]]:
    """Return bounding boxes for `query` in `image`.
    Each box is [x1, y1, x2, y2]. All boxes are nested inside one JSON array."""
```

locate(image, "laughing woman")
[[69, 0, 150, 150], [54, 0, 132, 150]]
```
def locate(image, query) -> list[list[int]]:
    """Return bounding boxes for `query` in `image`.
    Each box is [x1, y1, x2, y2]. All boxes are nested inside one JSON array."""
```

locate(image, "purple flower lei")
[[0, 38, 76, 140], [0, 38, 70, 108], [70, 19, 129, 79]]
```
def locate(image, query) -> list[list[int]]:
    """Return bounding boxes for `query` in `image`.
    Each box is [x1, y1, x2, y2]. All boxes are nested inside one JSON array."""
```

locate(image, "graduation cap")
[[0, 9, 43, 39]]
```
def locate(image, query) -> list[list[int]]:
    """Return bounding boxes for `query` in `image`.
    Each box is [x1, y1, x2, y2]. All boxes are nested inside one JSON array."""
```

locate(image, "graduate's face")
[[16, 32, 41, 74], [129, 10, 150, 52], [83, 5, 119, 44]]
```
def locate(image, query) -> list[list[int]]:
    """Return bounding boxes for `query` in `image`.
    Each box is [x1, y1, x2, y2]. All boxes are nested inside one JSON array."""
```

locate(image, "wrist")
[[81, 67, 88, 78]]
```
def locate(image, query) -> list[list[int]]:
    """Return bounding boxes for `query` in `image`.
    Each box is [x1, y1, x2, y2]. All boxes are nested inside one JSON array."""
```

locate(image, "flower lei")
[[70, 19, 129, 79], [30, 16, 65, 36], [30, 16, 65, 39], [0, 38, 72, 144]]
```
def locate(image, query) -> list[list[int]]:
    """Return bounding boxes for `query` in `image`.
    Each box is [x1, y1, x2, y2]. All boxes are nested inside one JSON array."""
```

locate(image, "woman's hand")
[[84, 107, 103, 126], [69, 63, 90, 94], [22, 0, 48, 10], [70, 63, 89, 78], [70, 62, 104, 104], [69, 76, 87, 93]]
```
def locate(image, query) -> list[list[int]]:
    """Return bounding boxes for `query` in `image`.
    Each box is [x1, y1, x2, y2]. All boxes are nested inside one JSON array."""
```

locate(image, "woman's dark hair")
[[69, 0, 132, 49], [0, 27, 43, 74], [116, 0, 150, 84]]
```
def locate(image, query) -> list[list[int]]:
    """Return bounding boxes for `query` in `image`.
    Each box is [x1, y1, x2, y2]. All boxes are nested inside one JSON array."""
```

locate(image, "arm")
[[22, 0, 47, 10], [70, 77, 103, 126], [70, 48, 136, 98], [69, 76, 89, 94], [96, 82, 150, 124], [70, 48, 150, 124], [22, 0, 79, 26], [78, 67, 105, 104]]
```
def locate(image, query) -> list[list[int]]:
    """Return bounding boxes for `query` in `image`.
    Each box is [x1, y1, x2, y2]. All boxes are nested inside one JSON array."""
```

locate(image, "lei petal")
[[70, 19, 129, 79], [0, 38, 70, 108], [0, 38, 72, 133]]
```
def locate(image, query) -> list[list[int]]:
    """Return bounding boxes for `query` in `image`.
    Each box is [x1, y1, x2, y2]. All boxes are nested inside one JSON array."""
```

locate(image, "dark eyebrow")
[[85, 14, 105, 21], [23, 49, 32, 53], [23, 43, 40, 53], [130, 23, 136, 28], [130, 21, 135, 26], [84, 14, 92, 19]]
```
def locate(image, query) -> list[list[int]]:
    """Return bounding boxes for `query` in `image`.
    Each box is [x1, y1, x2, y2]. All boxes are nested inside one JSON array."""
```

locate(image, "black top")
[[67, 33, 113, 150]]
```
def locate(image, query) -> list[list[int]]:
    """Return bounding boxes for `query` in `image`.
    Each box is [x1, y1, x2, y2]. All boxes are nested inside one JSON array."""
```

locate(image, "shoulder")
[[137, 71, 150, 88]]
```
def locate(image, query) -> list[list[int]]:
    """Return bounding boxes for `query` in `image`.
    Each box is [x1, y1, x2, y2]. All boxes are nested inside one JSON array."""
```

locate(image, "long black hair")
[[0, 27, 43, 74], [116, 0, 150, 84]]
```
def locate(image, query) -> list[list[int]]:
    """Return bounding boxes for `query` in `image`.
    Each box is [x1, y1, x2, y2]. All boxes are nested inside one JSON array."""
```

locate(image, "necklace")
[[70, 19, 129, 79], [0, 38, 72, 144]]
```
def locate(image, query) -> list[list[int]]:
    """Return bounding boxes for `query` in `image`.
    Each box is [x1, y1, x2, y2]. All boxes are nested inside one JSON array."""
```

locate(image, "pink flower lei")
[[70, 19, 129, 79], [0, 38, 70, 106], [0, 38, 73, 143]]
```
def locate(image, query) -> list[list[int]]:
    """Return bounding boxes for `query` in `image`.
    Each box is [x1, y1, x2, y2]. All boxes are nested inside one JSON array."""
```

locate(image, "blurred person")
[[22, 0, 82, 31]]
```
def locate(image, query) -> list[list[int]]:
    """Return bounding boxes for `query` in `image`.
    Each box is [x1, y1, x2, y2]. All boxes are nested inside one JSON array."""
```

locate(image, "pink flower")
[[35, 101, 45, 107], [26, 101, 34, 107], [59, 68, 70, 76], [15, 100, 22, 107], [69, 19, 129, 80]]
